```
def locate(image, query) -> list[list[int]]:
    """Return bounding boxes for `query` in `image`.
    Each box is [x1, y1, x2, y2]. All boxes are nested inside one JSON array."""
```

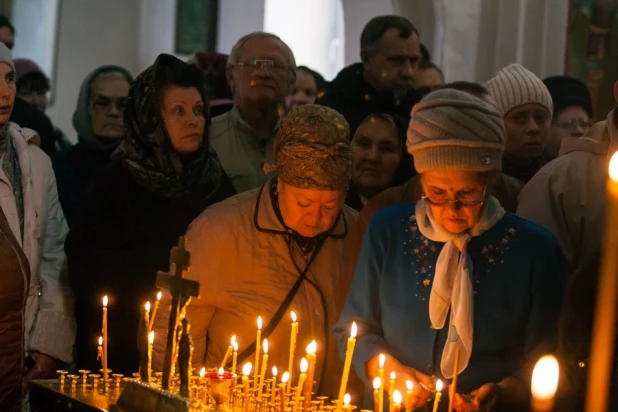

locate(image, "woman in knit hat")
[[334, 89, 563, 411], [542, 75, 593, 161], [152, 104, 358, 398]]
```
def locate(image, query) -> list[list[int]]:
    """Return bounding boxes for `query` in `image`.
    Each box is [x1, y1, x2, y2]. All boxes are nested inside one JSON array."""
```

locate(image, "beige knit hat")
[[484, 64, 553, 117], [407, 88, 506, 172]]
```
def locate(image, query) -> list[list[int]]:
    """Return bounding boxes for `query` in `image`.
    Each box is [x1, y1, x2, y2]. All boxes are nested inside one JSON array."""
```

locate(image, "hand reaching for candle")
[[452, 383, 503, 412], [367, 354, 435, 410]]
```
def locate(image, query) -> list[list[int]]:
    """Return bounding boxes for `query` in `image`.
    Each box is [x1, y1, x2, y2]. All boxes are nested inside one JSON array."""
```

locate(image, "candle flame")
[[98, 336, 103, 346], [242, 362, 252, 376], [300, 357, 309, 373], [218, 367, 224, 376], [343, 393, 351, 406], [379, 353, 385, 368], [263, 339, 269, 354], [610, 152, 618, 182], [390, 371, 396, 380], [103, 296, 108, 307], [531, 355, 560, 400], [233, 341, 239, 351], [231, 335, 236, 345], [406, 380, 413, 391], [148, 330, 154, 344], [281, 371, 290, 383], [272, 366, 278, 376], [156, 291, 162, 301], [257, 316, 263, 330], [145, 301, 151, 312], [393, 390, 402, 404], [291, 311, 297, 322], [306, 340, 317, 354], [436, 380, 443, 392], [350, 322, 357, 338], [200, 367, 206, 378], [373, 377, 381, 390]]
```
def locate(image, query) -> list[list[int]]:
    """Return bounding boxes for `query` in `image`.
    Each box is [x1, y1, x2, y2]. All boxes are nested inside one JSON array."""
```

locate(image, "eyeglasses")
[[422, 184, 487, 207], [235, 59, 291, 73], [90, 96, 128, 113], [553, 118, 593, 130]]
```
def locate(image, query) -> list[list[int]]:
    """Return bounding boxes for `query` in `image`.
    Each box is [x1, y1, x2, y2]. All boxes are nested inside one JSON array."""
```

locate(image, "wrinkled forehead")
[[237, 37, 292, 64], [90, 76, 130, 98]]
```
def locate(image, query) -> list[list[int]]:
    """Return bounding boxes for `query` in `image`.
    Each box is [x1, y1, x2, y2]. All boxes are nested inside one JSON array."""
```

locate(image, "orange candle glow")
[[258, 339, 269, 399], [287, 311, 298, 395], [148, 291, 162, 331], [531, 355, 559, 412], [242, 362, 252, 412], [336, 322, 357, 412], [220, 335, 236, 369], [293, 358, 308, 412], [254, 317, 263, 390], [232, 341, 239, 376], [280, 372, 290, 412], [304, 340, 317, 409], [102, 296, 108, 382], [392, 390, 402, 412], [378, 354, 385, 412], [271, 366, 278, 404]]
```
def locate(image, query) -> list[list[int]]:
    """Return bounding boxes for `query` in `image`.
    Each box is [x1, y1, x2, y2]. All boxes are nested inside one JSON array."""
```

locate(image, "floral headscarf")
[[113, 53, 223, 198]]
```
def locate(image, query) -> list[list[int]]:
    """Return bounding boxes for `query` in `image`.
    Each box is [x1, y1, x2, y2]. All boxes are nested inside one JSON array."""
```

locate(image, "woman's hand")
[[366, 354, 435, 411], [452, 383, 504, 412]]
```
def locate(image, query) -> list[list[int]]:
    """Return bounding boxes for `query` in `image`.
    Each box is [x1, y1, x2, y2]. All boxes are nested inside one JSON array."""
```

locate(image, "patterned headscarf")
[[113, 53, 223, 198], [264, 105, 352, 191]]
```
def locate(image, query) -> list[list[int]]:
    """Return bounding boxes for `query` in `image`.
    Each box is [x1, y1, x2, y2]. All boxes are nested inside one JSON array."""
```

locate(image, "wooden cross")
[[156, 236, 200, 390]]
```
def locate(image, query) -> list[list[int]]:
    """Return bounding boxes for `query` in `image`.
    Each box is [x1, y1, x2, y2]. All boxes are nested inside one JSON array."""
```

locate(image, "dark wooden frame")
[[174, 0, 219, 55]]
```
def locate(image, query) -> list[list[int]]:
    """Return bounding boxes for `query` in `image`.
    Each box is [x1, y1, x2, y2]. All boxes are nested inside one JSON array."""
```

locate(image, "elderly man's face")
[[362, 29, 421, 98], [228, 37, 295, 107]]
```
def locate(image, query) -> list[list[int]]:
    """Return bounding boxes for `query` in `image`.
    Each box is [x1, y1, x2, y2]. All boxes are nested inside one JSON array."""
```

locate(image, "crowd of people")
[[0, 11, 614, 412]]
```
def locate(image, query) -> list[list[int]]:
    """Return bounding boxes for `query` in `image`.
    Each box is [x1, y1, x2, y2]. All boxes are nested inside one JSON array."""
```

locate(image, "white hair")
[[227, 31, 296, 69]]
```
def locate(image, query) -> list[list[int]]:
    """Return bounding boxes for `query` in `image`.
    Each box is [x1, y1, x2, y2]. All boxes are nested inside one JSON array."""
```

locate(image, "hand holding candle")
[[287, 311, 298, 395], [148, 291, 162, 331], [293, 358, 308, 412], [258, 339, 269, 399], [531, 355, 559, 412], [336, 322, 357, 412]]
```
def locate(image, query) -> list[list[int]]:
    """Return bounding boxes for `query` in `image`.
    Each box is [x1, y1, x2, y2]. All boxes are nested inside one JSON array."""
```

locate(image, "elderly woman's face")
[[277, 180, 346, 237], [161, 86, 206, 155], [421, 170, 489, 234]]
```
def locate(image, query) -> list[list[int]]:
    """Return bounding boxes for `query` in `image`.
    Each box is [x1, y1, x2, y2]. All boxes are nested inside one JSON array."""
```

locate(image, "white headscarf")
[[415, 196, 506, 378]]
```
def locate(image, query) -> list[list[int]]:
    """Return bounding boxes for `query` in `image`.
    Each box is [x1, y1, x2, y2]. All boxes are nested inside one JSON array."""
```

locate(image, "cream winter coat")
[[0, 123, 75, 364]]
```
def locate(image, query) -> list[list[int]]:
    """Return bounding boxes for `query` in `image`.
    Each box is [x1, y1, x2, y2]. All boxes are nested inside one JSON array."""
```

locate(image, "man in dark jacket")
[[318, 15, 422, 136], [52, 65, 133, 224]]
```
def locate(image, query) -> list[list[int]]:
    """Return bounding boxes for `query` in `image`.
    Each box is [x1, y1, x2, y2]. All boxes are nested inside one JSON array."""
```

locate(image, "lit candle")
[[102, 296, 108, 382], [220, 335, 236, 369], [392, 390, 402, 412], [336, 322, 357, 412], [388, 371, 396, 412], [258, 339, 269, 399], [293, 358, 308, 412], [586, 152, 618, 411], [148, 291, 162, 331], [343, 393, 352, 412], [378, 354, 385, 412], [271, 366, 278, 404], [200, 367, 206, 402], [97, 336, 103, 363], [232, 341, 239, 376], [373, 378, 381, 411], [405, 380, 413, 410], [280, 372, 290, 412], [287, 311, 298, 395], [242, 362, 252, 412], [145, 301, 151, 326], [254, 316, 263, 390], [432, 380, 443, 412], [146, 330, 154, 383], [304, 340, 317, 409], [531, 355, 559, 412]]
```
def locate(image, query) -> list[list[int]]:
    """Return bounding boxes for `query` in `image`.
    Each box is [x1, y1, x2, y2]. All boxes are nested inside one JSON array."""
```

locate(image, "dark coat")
[[66, 159, 235, 375], [10, 97, 57, 156], [52, 141, 116, 225], [317, 63, 422, 136]]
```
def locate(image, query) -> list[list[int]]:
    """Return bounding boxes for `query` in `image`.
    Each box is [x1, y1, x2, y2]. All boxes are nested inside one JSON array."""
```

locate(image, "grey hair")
[[227, 31, 296, 70], [91, 70, 131, 85]]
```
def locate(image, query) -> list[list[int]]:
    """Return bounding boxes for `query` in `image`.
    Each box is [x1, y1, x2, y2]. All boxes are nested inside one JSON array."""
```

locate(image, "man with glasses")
[[210, 32, 296, 193], [52, 65, 133, 224], [319, 15, 422, 137], [542, 75, 594, 162]]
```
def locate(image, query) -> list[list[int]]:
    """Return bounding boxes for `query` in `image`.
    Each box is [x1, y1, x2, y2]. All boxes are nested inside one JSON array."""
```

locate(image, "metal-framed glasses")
[[235, 59, 291, 73], [553, 117, 593, 131], [422, 184, 487, 207]]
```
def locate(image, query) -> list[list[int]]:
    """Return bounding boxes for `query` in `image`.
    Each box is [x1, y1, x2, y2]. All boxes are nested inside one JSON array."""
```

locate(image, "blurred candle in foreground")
[[378, 354, 385, 412], [271, 366, 278, 404], [391, 390, 402, 412], [531, 355, 559, 412], [280, 372, 290, 412], [586, 151, 618, 411], [373, 377, 381, 411], [293, 358, 308, 412], [148, 291, 162, 331], [389, 371, 396, 412], [343, 393, 352, 412], [405, 380, 413, 409], [242, 363, 252, 412]]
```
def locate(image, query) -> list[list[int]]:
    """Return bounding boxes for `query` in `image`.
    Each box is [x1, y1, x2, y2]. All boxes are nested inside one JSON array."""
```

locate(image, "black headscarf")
[[113, 53, 223, 198]]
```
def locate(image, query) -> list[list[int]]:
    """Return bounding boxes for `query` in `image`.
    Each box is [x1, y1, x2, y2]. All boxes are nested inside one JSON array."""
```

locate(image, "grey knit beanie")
[[484, 64, 553, 117], [407, 88, 506, 172], [0, 43, 15, 72]]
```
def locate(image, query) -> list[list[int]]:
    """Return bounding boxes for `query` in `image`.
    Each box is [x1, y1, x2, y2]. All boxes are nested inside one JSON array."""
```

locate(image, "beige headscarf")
[[264, 104, 352, 190]]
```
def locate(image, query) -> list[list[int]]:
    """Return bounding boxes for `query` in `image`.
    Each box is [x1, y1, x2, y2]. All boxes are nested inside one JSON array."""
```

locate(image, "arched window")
[[263, 0, 344, 80]]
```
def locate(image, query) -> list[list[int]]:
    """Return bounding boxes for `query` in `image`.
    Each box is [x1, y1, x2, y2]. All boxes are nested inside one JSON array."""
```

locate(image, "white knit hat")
[[0, 43, 14, 72], [407, 89, 506, 173], [484, 64, 553, 117]]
